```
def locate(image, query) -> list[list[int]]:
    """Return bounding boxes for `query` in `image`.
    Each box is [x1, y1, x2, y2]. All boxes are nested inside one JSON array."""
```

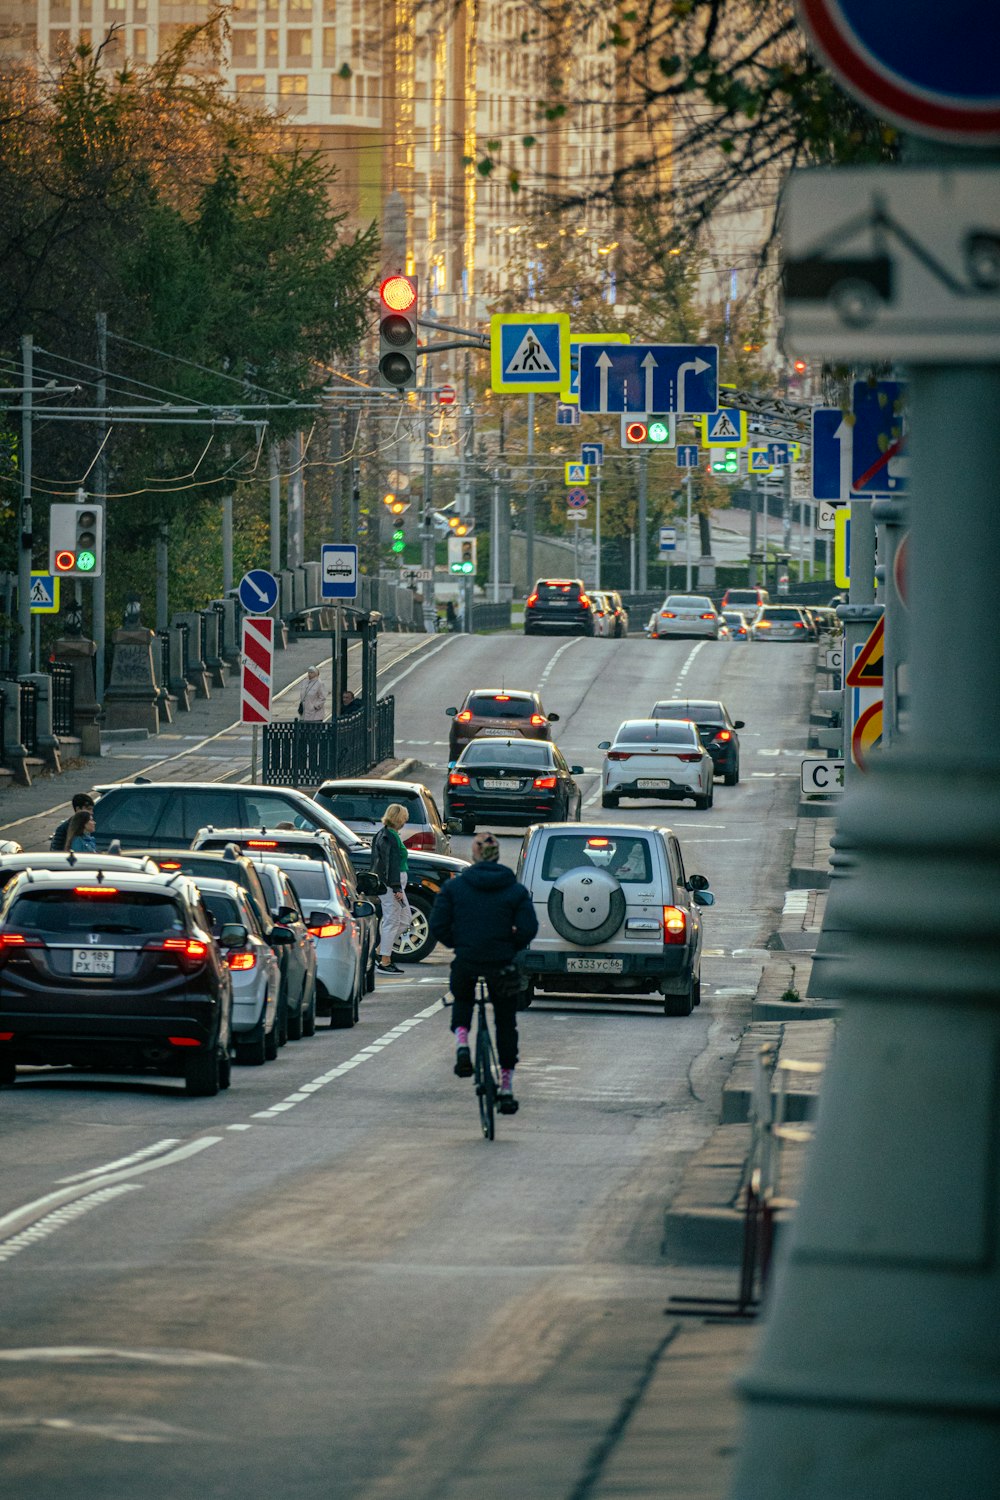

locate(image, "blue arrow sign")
[[555, 402, 580, 427], [239, 568, 279, 614], [851, 379, 908, 494], [812, 408, 846, 501], [676, 445, 700, 469], [581, 442, 604, 467], [321, 543, 359, 599], [578, 344, 718, 415]]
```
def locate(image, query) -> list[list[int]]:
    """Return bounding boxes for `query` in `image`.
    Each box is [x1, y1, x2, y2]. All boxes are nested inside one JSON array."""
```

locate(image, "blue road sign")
[[566, 489, 588, 510], [578, 344, 718, 415], [239, 568, 279, 614], [322, 543, 359, 599], [491, 315, 567, 391], [812, 408, 846, 501], [555, 402, 580, 427], [851, 379, 908, 495], [676, 445, 700, 469], [658, 526, 678, 556], [581, 442, 604, 467], [766, 442, 793, 466]]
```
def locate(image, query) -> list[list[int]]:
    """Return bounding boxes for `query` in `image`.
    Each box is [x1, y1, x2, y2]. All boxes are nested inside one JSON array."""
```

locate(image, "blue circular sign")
[[798, 0, 1000, 143], [238, 568, 279, 614]]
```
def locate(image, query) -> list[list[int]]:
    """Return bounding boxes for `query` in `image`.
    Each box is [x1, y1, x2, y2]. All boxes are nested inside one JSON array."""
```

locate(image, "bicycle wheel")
[[475, 1013, 499, 1141]]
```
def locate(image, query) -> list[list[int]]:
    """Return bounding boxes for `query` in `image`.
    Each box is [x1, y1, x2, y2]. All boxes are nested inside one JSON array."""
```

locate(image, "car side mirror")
[[355, 872, 382, 897], [688, 873, 710, 890], [693, 890, 715, 907], [598, 741, 611, 751], [445, 818, 463, 833], [268, 924, 295, 945], [547, 712, 560, 722], [734, 720, 745, 729], [353, 900, 376, 919], [277, 905, 298, 922], [570, 765, 584, 776], [219, 922, 248, 948], [445, 706, 458, 717]]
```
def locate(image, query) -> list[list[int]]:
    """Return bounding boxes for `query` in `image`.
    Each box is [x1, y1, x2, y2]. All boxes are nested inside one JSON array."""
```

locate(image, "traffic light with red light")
[[620, 414, 675, 449], [49, 502, 103, 577], [378, 275, 418, 391]]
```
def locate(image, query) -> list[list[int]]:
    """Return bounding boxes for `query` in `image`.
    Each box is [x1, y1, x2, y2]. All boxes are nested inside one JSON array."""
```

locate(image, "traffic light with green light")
[[391, 528, 406, 554], [50, 501, 103, 577], [711, 448, 740, 475], [621, 414, 675, 449], [448, 536, 477, 574]]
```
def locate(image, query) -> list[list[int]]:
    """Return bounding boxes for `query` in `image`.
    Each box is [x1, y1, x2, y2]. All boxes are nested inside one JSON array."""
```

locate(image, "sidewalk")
[[0, 631, 441, 850]]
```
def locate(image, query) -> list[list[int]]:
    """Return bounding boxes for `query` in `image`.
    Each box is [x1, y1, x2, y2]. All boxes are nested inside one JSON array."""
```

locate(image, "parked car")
[[721, 586, 770, 612], [650, 699, 744, 786], [92, 781, 367, 855], [445, 738, 583, 831], [599, 718, 714, 810], [197, 877, 283, 1064], [590, 591, 616, 638], [0, 867, 233, 1094], [270, 857, 369, 1028], [514, 823, 714, 1016], [239, 862, 318, 1039], [752, 604, 814, 641], [603, 591, 630, 638], [808, 606, 841, 635], [0, 851, 158, 898], [651, 595, 722, 640], [445, 689, 559, 761], [314, 778, 453, 853], [721, 609, 752, 642], [523, 578, 596, 636]]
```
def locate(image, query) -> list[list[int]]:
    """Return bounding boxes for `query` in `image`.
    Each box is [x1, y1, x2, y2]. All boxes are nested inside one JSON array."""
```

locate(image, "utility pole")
[[268, 442, 281, 576], [93, 312, 108, 698], [421, 357, 436, 632], [637, 452, 648, 592], [594, 464, 603, 589], [525, 391, 535, 590], [287, 432, 303, 570], [222, 494, 234, 596], [748, 473, 759, 584], [156, 523, 169, 630], [491, 468, 501, 603], [685, 472, 693, 590], [17, 336, 32, 677]]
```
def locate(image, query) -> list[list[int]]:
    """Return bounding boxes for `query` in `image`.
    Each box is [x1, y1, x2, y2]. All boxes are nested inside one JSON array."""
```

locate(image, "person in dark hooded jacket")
[[429, 830, 538, 1113]]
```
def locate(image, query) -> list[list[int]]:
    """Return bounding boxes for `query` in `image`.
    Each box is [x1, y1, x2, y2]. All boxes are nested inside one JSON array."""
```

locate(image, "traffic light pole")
[[17, 336, 33, 678], [93, 311, 108, 700], [685, 472, 693, 590], [594, 466, 602, 589], [638, 452, 648, 593], [421, 357, 436, 633]]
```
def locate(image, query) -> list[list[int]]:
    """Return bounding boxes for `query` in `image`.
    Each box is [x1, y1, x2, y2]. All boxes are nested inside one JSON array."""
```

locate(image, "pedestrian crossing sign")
[[697, 406, 748, 445], [561, 331, 631, 403], [491, 313, 569, 393], [29, 571, 60, 614], [749, 449, 774, 473]]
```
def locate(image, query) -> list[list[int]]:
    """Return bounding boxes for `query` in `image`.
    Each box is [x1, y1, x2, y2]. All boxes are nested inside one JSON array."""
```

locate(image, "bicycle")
[[441, 979, 501, 1140]]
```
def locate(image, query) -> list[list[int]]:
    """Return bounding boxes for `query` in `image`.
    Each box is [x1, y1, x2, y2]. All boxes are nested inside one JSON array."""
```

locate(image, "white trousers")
[[378, 873, 412, 958]]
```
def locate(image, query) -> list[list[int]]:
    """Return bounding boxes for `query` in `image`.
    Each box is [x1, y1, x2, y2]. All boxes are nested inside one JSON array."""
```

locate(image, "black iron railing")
[[470, 602, 511, 632], [48, 662, 75, 737], [262, 696, 395, 786], [375, 694, 395, 764], [157, 629, 171, 689], [18, 679, 38, 755]]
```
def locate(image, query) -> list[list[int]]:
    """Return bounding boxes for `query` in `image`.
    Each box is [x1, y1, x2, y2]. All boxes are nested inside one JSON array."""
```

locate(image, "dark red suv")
[[445, 690, 559, 760], [524, 579, 595, 636]]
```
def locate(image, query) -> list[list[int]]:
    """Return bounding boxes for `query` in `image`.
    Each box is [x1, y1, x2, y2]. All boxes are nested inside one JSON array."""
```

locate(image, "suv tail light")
[[0, 933, 43, 955], [676, 753, 703, 763], [606, 751, 632, 762], [700, 613, 716, 620], [526, 592, 538, 608], [404, 830, 435, 850], [448, 771, 470, 786], [579, 593, 591, 608], [529, 713, 547, 726], [308, 919, 346, 938], [74, 886, 119, 896], [456, 710, 473, 722], [663, 906, 687, 943], [227, 950, 257, 971], [148, 936, 209, 972], [532, 775, 557, 789], [715, 730, 731, 741]]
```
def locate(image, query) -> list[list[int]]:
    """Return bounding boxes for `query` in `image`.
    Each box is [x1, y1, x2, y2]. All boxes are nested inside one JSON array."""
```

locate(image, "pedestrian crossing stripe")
[[699, 405, 748, 445], [506, 328, 557, 375]]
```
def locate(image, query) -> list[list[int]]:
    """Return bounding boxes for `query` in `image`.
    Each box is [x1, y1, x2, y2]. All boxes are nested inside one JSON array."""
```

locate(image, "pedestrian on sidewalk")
[[298, 667, 326, 721], [371, 803, 412, 975], [445, 599, 458, 633], [51, 793, 94, 852], [65, 808, 97, 853]]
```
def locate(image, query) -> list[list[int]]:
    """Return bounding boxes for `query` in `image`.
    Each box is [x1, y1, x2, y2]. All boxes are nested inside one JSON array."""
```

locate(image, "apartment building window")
[[237, 75, 266, 98], [132, 28, 147, 59], [287, 29, 312, 62], [330, 71, 349, 109], [279, 75, 308, 114], [265, 28, 279, 65], [288, 0, 313, 10], [323, 0, 339, 16], [49, 30, 71, 59], [50, 0, 70, 16], [231, 29, 258, 64], [323, 27, 338, 65]]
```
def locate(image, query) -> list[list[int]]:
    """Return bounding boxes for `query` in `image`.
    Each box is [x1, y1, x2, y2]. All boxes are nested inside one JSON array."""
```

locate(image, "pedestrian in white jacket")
[[298, 668, 327, 721]]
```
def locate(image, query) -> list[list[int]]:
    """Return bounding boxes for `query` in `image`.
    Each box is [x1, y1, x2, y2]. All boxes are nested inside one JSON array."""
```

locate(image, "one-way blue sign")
[[578, 344, 718, 415]]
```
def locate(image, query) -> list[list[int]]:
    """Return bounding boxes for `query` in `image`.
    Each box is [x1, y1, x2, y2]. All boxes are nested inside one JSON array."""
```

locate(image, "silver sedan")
[[651, 594, 722, 640], [598, 718, 715, 811]]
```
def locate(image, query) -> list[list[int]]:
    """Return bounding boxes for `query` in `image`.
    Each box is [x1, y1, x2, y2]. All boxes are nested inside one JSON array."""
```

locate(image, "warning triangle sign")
[[505, 328, 556, 376], [706, 409, 740, 441], [845, 615, 884, 688]]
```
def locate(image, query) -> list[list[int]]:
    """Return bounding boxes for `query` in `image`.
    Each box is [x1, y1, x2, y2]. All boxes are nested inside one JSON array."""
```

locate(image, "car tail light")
[[700, 613, 716, 620], [792, 621, 804, 629], [149, 937, 209, 971], [756, 620, 772, 629], [0, 1031, 13, 1040], [716, 730, 731, 741], [404, 830, 435, 850], [246, 839, 279, 849], [529, 713, 547, 726], [533, 775, 558, 789], [495, 694, 510, 702], [227, 950, 257, 971], [73, 886, 119, 896], [309, 919, 346, 938], [157, 861, 182, 870], [448, 771, 470, 786], [169, 1036, 202, 1048], [676, 753, 703, 763], [606, 751, 632, 762], [663, 906, 687, 943], [661, 611, 677, 619], [0, 933, 43, 950], [456, 710, 473, 722], [579, 593, 591, 608], [586, 837, 611, 848], [526, 593, 538, 607]]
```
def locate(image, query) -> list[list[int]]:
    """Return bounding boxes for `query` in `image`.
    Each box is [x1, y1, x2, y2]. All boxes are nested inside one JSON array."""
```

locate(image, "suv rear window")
[[462, 741, 551, 766], [279, 864, 336, 902], [9, 890, 185, 934], [317, 789, 423, 821], [760, 607, 804, 620], [537, 582, 582, 600], [467, 694, 534, 718], [616, 720, 699, 745], [541, 835, 652, 884]]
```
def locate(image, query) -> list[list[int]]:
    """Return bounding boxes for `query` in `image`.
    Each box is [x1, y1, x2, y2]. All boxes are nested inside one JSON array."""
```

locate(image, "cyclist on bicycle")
[[429, 830, 538, 1114]]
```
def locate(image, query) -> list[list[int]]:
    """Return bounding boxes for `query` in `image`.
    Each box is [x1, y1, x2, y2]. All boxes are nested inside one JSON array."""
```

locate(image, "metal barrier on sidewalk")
[[261, 695, 395, 786]]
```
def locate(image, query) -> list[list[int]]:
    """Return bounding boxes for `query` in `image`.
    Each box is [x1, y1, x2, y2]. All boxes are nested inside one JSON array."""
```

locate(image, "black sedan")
[[650, 698, 744, 786], [445, 739, 583, 832]]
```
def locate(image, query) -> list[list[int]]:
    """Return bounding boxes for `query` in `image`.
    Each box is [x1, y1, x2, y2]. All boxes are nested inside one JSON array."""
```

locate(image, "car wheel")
[[724, 763, 739, 787], [235, 1021, 267, 1066], [286, 995, 304, 1041], [394, 895, 436, 963], [461, 818, 476, 834], [330, 979, 359, 1029], [662, 977, 695, 1017], [264, 1017, 279, 1061], [185, 1045, 223, 1096], [302, 983, 317, 1036], [276, 995, 289, 1047], [693, 972, 702, 1007], [364, 947, 377, 993], [601, 791, 619, 809], [695, 787, 714, 810], [0, 1051, 16, 1087]]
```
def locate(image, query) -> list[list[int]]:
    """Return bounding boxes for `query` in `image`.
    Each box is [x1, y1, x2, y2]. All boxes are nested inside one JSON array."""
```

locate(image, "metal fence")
[[18, 679, 38, 755], [262, 695, 396, 787], [157, 630, 171, 690], [48, 662, 75, 737], [469, 601, 512, 632]]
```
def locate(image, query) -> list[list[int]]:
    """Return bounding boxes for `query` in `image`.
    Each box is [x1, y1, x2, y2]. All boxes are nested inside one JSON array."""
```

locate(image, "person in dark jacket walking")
[[51, 792, 94, 852], [429, 830, 538, 1113]]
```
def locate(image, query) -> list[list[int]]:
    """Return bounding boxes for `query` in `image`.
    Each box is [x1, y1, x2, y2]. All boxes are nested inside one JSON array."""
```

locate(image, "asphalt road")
[[0, 631, 815, 1500]]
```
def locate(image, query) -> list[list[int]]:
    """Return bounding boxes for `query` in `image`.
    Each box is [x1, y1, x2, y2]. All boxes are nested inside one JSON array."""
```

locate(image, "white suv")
[[514, 823, 714, 1016]]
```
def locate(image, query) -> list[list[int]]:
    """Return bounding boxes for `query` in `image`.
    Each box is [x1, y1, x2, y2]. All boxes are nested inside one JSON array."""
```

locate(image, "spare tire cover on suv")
[[547, 867, 626, 947]]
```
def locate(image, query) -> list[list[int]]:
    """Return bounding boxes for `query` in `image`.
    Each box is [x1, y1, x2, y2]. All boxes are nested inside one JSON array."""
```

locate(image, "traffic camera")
[[711, 448, 740, 475], [378, 275, 418, 392], [50, 501, 103, 577], [448, 536, 477, 574], [621, 415, 675, 449]]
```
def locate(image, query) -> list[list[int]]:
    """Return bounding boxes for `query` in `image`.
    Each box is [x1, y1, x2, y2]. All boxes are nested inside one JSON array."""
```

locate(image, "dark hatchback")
[[651, 699, 744, 786], [523, 579, 596, 636], [0, 869, 233, 1096], [445, 738, 583, 831]]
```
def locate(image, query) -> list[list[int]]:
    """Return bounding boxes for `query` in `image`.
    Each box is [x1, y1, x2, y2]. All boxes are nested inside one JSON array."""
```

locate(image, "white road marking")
[[0, 1184, 142, 1265], [536, 638, 580, 693], [57, 1138, 180, 1185], [0, 1346, 264, 1368]]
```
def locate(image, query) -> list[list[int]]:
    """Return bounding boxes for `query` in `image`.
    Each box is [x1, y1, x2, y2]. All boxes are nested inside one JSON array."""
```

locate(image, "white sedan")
[[651, 594, 722, 640], [598, 718, 715, 811], [278, 857, 370, 1030]]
